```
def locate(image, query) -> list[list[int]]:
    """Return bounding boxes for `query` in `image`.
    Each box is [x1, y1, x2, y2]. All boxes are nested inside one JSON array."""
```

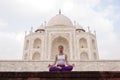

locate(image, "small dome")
[[47, 14, 73, 26], [76, 23, 85, 32], [35, 23, 45, 32]]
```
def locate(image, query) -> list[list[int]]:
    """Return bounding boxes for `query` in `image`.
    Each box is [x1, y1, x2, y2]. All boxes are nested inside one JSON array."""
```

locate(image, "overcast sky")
[[0, 0, 120, 60]]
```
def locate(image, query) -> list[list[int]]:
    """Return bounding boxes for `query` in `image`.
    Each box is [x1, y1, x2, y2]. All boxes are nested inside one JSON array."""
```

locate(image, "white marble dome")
[[47, 14, 73, 26]]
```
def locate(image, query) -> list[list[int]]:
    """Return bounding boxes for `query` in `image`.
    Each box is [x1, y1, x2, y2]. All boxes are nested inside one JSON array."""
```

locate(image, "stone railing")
[[0, 60, 120, 71]]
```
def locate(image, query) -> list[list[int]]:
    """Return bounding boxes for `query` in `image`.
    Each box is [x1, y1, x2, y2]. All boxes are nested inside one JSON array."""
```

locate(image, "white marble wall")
[[0, 60, 120, 71]]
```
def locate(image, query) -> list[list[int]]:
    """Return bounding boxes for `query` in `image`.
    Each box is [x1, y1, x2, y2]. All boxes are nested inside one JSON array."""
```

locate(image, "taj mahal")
[[23, 11, 99, 61], [0, 11, 120, 72]]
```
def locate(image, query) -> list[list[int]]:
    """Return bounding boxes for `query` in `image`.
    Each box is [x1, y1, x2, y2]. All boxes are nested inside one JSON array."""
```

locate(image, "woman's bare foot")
[[57, 66, 62, 69]]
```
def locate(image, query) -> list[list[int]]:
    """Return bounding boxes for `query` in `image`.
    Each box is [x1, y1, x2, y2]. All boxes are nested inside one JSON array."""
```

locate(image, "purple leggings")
[[49, 65, 73, 71]]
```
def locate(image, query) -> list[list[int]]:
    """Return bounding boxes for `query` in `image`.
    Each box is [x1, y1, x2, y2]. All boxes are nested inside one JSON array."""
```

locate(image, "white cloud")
[[0, 31, 24, 60], [0, 19, 8, 30]]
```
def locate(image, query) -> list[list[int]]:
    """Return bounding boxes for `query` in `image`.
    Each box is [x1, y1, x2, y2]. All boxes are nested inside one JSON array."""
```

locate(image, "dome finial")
[[59, 9, 61, 14]]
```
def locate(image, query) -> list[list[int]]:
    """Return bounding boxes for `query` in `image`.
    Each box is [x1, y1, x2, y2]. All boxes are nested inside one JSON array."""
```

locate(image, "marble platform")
[[0, 60, 120, 71]]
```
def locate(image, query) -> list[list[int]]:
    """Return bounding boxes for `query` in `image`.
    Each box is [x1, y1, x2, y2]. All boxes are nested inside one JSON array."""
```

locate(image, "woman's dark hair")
[[58, 45, 64, 49]]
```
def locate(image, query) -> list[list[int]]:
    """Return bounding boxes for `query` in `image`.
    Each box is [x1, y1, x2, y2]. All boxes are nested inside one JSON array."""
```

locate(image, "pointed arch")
[[33, 38, 41, 49], [24, 53, 28, 60], [93, 52, 97, 60], [25, 40, 29, 50], [79, 38, 87, 48], [51, 36, 69, 60], [32, 52, 40, 60], [92, 39, 96, 49], [80, 52, 89, 60]]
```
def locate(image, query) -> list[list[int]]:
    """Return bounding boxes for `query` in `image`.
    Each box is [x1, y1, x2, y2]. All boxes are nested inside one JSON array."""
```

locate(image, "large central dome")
[[47, 13, 73, 26]]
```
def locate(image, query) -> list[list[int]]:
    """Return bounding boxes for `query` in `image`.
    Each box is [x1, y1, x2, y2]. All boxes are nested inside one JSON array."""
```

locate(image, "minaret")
[[59, 9, 61, 14]]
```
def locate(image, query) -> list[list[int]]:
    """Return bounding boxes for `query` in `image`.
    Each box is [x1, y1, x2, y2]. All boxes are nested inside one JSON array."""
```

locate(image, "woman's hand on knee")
[[67, 64, 75, 67], [72, 64, 75, 67], [69, 64, 75, 67], [48, 64, 52, 67]]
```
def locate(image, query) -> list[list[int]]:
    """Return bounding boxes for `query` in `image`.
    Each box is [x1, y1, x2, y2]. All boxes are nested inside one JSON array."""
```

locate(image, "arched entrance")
[[80, 52, 89, 60], [93, 52, 97, 60], [33, 38, 41, 49], [24, 53, 28, 60], [32, 52, 40, 60], [79, 38, 87, 48], [25, 40, 29, 50], [51, 36, 69, 60], [92, 39, 96, 49]]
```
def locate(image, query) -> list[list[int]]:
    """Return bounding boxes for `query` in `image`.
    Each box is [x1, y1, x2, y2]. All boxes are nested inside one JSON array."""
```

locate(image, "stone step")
[[0, 71, 119, 80]]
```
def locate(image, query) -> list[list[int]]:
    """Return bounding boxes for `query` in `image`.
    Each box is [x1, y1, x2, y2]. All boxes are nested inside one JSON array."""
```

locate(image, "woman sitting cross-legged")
[[48, 45, 75, 71]]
